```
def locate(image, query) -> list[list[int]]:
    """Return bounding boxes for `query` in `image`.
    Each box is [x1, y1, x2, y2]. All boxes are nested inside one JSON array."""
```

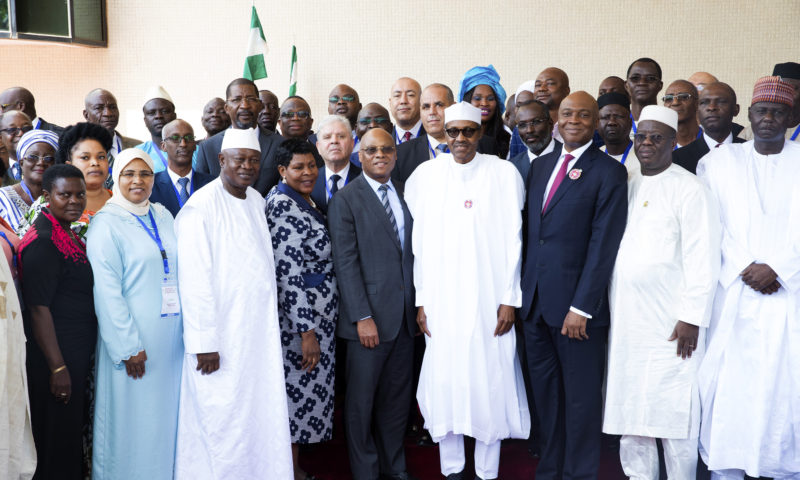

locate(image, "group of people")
[[0, 57, 798, 480]]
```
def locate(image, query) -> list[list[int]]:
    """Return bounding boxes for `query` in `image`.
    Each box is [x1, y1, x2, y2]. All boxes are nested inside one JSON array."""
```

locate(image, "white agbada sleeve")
[[174, 204, 219, 354], [676, 181, 721, 327], [499, 167, 525, 307], [404, 166, 428, 307]]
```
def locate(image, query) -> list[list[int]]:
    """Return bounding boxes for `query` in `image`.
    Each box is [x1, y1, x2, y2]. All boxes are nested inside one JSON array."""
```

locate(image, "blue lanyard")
[[605, 141, 632, 165], [151, 144, 169, 171], [170, 176, 194, 208], [18, 181, 35, 204], [0, 232, 16, 269], [674, 127, 704, 151], [324, 172, 349, 199], [630, 113, 637, 134], [792, 125, 800, 141], [130, 210, 169, 275]]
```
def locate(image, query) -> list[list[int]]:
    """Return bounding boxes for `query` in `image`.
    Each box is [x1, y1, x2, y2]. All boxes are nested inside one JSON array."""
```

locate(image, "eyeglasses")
[[627, 74, 661, 84], [164, 134, 196, 143], [445, 127, 478, 139], [329, 95, 356, 103], [516, 118, 549, 130], [119, 170, 154, 179], [357, 117, 390, 125], [662, 93, 694, 104], [0, 125, 33, 136], [633, 133, 673, 144], [361, 145, 396, 155], [280, 111, 310, 119], [23, 154, 56, 164]]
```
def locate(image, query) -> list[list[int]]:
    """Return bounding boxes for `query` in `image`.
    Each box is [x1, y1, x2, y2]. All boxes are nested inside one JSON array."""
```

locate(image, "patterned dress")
[[266, 182, 338, 444]]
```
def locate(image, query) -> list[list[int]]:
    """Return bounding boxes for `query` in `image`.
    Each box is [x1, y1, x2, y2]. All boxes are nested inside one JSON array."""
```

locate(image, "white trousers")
[[438, 433, 501, 479], [711, 469, 800, 480], [620, 435, 697, 480]]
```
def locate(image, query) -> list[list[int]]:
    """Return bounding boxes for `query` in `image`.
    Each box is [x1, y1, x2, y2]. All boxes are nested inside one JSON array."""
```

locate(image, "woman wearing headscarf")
[[0, 130, 58, 231], [18, 164, 94, 479], [18, 122, 113, 240], [86, 148, 183, 480], [266, 138, 338, 480], [459, 64, 511, 159]]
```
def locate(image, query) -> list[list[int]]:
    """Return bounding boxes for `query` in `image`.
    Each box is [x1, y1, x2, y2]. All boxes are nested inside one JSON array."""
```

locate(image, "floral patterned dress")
[[266, 182, 338, 444]]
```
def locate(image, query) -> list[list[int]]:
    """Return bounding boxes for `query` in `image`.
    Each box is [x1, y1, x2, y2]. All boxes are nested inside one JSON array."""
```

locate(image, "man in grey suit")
[[194, 78, 282, 195], [328, 128, 417, 480]]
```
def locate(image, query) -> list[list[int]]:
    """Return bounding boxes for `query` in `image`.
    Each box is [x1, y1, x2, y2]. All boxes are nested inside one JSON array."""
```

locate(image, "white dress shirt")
[[395, 119, 423, 143], [167, 167, 193, 193], [363, 174, 405, 250], [702, 132, 733, 151], [541, 139, 594, 319], [427, 134, 449, 159], [527, 138, 556, 163], [326, 162, 350, 196]]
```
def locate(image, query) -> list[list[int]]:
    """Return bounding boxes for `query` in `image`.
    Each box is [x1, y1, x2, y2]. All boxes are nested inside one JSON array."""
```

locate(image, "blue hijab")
[[458, 64, 507, 115]]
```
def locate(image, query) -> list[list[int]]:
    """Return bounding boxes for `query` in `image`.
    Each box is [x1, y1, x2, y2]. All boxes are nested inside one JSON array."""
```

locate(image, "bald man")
[[688, 71, 718, 92], [521, 91, 628, 480], [534, 68, 570, 142], [328, 84, 362, 130], [83, 88, 142, 158], [598, 76, 628, 97], [150, 119, 214, 216], [328, 127, 417, 480], [0, 87, 63, 134], [200, 97, 231, 140], [350, 103, 394, 166], [389, 77, 425, 144]]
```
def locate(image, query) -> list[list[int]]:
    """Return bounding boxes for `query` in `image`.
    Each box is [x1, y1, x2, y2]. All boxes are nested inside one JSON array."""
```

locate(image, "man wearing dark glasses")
[[663, 80, 702, 148], [327, 84, 362, 131], [0, 110, 33, 184]]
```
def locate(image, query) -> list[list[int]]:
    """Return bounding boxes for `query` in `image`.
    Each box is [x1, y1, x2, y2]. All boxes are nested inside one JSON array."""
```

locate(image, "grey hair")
[[316, 114, 352, 136]]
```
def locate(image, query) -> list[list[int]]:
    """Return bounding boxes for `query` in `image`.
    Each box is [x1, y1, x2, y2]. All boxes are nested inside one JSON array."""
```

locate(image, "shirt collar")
[[326, 162, 350, 182], [703, 131, 733, 151], [561, 139, 592, 162], [397, 119, 423, 139], [363, 173, 396, 195], [528, 138, 555, 162], [167, 166, 193, 187], [31, 117, 41, 129]]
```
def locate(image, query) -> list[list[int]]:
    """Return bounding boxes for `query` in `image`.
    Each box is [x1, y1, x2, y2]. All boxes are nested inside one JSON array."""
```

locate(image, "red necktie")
[[543, 154, 573, 213], [402, 131, 412, 142], [715, 143, 721, 148]]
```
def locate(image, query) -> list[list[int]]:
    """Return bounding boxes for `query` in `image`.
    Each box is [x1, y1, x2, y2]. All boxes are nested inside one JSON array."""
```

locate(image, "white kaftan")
[[605, 164, 720, 439], [697, 141, 800, 478], [405, 153, 530, 445], [173, 179, 292, 480]]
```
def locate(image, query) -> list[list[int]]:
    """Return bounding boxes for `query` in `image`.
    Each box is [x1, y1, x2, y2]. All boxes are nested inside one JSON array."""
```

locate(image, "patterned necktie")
[[177, 177, 190, 204], [543, 153, 573, 213], [378, 184, 400, 244], [436, 143, 450, 154], [329, 174, 341, 197], [402, 131, 412, 143]]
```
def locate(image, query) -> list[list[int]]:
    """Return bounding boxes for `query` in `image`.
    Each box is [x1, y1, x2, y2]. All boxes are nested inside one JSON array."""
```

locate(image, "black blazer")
[[509, 140, 563, 185], [149, 169, 214, 217], [310, 162, 362, 213], [391, 124, 426, 145], [392, 135, 500, 183], [520, 145, 628, 327], [328, 174, 416, 342], [673, 135, 746, 174], [38, 118, 64, 135], [194, 128, 283, 196]]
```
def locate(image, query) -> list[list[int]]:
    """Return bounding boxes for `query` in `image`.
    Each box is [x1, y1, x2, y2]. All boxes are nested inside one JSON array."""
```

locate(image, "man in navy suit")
[[195, 78, 283, 196], [328, 128, 417, 480], [350, 103, 394, 167], [521, 91, 628, 480], [508, 100, 559, 182], [311, 115, 362, 213], [149, 119, 213, 217]]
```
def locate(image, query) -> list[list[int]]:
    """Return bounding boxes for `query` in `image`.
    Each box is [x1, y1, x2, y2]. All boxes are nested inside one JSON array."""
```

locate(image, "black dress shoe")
[[380, 473, 419, 480], [446, 471, 465, 480], [416, 430, 436, 447]]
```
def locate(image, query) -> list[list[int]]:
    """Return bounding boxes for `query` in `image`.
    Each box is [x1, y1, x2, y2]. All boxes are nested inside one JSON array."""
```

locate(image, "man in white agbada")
[[697, 76, 800, 480], [406, 102, 530, 480], [603, 105, 721, 479], [173, 128, 292, 479]]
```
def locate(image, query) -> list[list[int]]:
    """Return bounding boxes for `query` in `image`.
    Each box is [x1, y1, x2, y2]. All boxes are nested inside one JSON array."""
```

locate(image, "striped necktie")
[[378, 184, 400, 244], [177, 177, 190, 204]]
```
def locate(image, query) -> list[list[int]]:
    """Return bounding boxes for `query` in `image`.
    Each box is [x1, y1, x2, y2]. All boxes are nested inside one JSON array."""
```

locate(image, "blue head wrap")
[[16, 129, 59, 161], [458, 64, 507, 115]]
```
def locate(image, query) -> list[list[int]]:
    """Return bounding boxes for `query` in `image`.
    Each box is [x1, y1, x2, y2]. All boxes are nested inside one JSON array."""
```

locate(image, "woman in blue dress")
[[86, 148, 182, 480], [266, 138, 338, 480]]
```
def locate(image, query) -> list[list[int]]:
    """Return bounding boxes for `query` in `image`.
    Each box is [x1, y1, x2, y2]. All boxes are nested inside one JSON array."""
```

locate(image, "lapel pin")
[[568, 169, 582, 180], [464, 200, 473, 209], [643, 201, 649, 207]]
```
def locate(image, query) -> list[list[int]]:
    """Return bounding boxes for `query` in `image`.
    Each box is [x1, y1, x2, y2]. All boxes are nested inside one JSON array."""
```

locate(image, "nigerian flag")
[[288, 45, 298, 96], [243, 6, 268, 81]]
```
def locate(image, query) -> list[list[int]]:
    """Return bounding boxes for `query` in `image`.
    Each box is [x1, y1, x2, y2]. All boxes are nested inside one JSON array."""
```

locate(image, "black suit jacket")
[[38, 118, 64, 135], [310, 162, 362, 213], [391, 124, 426, 145], [392, 134, 499, 183], [520, 145, 628, 327], [149, 169, 214, 217], [509, 140, 563, 185], [673, 135, 746, 174], [194, 128, 283, 196], [328, 174, 416, 342]]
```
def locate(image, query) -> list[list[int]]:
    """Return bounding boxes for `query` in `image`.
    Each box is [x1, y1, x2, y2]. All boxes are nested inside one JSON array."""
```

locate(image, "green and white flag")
[[288, 45, 298, 96], [243, 6, 268, 81]]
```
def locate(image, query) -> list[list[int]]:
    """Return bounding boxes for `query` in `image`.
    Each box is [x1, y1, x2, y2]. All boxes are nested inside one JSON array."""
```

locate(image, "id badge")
[[161, 276, 180, 317]]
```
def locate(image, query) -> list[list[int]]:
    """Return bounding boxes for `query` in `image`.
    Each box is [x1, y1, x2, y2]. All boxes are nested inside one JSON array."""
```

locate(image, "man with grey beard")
[[508, 101, 559, 181]]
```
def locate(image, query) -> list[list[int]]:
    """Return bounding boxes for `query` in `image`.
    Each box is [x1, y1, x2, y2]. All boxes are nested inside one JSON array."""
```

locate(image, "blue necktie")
[[437, 143, 450, 154], [11, 163, 20, 181], [378, 184, 400, 244], [177, 177, 190, 204], [329, 174, 341, 197]]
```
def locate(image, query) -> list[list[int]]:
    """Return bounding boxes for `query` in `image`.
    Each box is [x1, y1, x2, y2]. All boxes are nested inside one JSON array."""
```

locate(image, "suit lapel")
[[354, 176, 402, 250], [156, 172, 179, 212], [530, 151, 557, 213], [542, 146, 597, 217]]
